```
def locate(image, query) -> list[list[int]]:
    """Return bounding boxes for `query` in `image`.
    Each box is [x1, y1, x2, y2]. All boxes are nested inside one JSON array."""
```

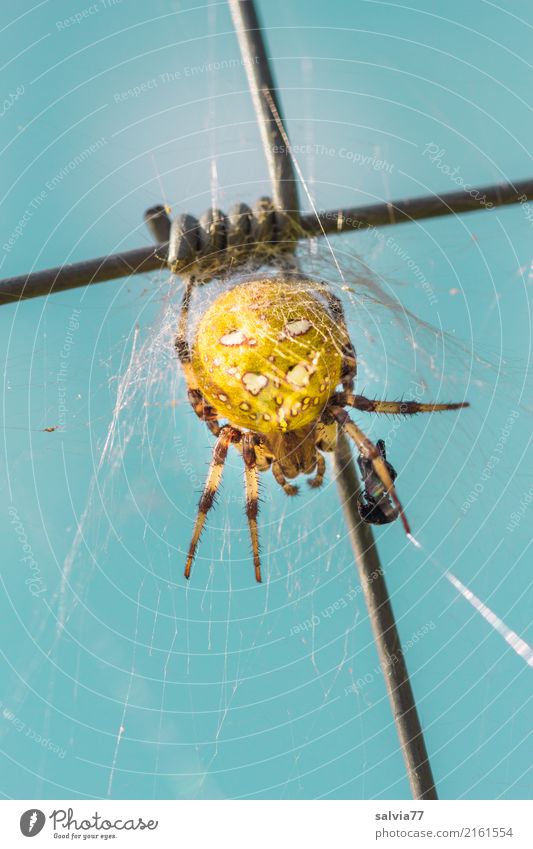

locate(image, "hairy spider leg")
[[331, 407, 412, 536], [175, 278, 221, 437], [184, 426, 240, 579], [376, 439, 397, 483], [307, 451, 326, 488], [242, 433, 262, 582], [272, 461, 299, 496], [336, 393, 469, 415]]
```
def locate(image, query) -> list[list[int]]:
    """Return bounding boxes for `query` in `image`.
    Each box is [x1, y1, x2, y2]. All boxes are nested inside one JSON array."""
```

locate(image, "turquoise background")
[[0, 0, 531, 800]]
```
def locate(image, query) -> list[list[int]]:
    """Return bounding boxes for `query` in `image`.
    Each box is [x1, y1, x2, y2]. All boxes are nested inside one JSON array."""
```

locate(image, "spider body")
[[191, 278, 344, 432], [176, 274, 468, 583]]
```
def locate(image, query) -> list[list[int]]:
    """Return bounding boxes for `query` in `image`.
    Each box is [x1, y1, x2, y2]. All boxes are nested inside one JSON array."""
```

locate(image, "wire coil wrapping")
[[144, 197, 296, 276]]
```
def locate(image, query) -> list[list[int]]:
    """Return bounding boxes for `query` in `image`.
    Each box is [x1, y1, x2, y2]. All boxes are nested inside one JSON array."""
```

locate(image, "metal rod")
[[306, 177, 533, 234], [2, 178, 531, 305], [228, 0, 437, 800], [228, 0, 300, 222], [334, 433, 438, 799], [0, 245, 165, 306]]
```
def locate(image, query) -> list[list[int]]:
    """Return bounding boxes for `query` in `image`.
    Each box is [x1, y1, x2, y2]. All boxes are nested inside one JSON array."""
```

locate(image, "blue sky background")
[[0, 0, 532, 800]]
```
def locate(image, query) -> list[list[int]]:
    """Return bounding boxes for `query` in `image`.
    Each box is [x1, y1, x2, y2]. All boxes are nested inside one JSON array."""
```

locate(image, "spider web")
[[1, 0, 532, 803]]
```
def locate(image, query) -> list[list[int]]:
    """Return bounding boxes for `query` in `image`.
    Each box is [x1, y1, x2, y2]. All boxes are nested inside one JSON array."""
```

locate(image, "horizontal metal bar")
[[0, 245, 166, 306], [1, 177, 531, 305], [307, 177, 533, 233]]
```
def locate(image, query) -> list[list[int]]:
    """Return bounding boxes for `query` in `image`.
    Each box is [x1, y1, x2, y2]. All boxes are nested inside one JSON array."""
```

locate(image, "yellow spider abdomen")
[[191, 277, 344, 432]]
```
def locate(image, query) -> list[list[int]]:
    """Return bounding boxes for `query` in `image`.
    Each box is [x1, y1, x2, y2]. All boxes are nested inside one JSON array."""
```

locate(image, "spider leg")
[[377, 439, 397, 482], [331, 407, 411, 535], [184, 426, 240, 579], [334, 392, 469, 415], [175, 277, 221, 436], [242, 433, 262, 583], [307, 451, 326, 488], [186, 389, 221, 437], [254, 441, 273, 472], [174, 278, 194, 369], [272, 461, 299, 496]]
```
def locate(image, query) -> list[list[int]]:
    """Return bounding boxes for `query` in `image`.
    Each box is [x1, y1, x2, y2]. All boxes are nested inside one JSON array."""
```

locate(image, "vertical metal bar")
[[334, 434, 438, 799], [229, 0, 438, 799], [228, 0, 300, 222]]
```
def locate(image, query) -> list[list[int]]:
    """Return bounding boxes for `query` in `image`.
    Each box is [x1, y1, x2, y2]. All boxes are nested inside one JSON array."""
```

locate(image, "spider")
[[175, 272, 468, 583]]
